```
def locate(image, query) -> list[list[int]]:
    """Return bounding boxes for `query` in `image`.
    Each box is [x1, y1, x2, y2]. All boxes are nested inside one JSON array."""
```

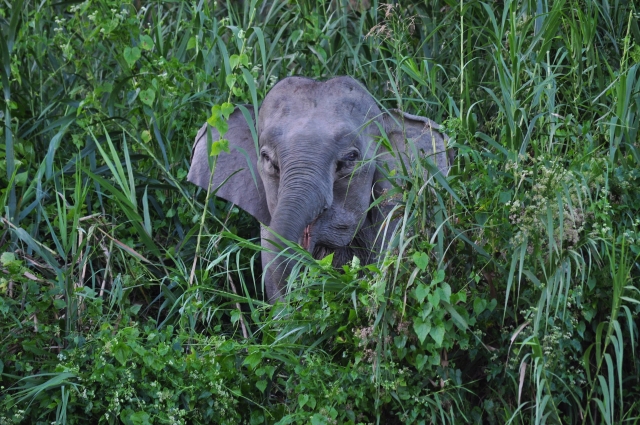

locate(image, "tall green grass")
[[0, 0, 638, 423]]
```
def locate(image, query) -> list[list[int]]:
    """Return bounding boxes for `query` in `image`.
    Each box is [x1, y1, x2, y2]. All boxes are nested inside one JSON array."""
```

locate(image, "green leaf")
[[430, 323, 445, 346], [242, 67, 258, 105], [488, 298, 498, 312], [186, 36, 196, 50], [221, 102, 234, 120], [208, 105, 229, 136], [415, 354, 428, 371], [0, 299, 9, 315], [310, 414, 325, 425], [250, 411, 264, 425], [239, 53, 249, 67], [313, 45, 327, 62], [412, 251, 428, 271], [229, 54, 240, 69], [216, 119, 229, 137], [290, 29, 303, 46], [210, 104, 222, 120], [243, 352, 262, 370], [113, 343, 131, 366], [1, 255, 21, 274], [232, 86, 244, 97], [139, 89, 155, 106], [499, 190, 512, 204], [141, 130, 151, 143], [413, 318, 431, 343], [443, 301, 468, 331], [432, 269, 445, 285], [230, 309, 240, 324], [419, 303, 433, 320], [298, 393, 309, 408], [256, 380, 267, 393], [263, 365, 276, 379], [1, 252, 16, 265], [226, 74, 237, 89], [317, 252, 334, 268], [415, 283, 428, 304], [307, 396, 317, 409], [439, 282, 451, 303], [473, 298, 487, 315], [394, 335, 407, 348], [123, 46, 141, 67], [23, 340, 48, 356], [122, 410, 151, 425], [428, 291, 440, 307], [456, 290, 467, 303], [139, 35, 154, 51], [131, 411, 151, 425], [210, 139, 229, 156]]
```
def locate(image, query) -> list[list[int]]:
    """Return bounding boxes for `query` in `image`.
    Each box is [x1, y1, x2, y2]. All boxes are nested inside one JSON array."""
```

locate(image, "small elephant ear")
[[374, 109, 450, 197], [187, 107, 271, 225]]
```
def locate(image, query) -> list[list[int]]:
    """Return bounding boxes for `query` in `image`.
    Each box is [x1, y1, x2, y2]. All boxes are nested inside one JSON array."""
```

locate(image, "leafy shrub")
[[1, 0, 639, 424]]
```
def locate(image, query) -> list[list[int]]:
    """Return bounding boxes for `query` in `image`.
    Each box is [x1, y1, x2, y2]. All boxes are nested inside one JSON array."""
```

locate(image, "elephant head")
[[188, 76, 449, 303]]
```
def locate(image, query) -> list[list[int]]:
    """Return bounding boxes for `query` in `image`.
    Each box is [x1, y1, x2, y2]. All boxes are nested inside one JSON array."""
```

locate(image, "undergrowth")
[[0, 0, 639, 424]]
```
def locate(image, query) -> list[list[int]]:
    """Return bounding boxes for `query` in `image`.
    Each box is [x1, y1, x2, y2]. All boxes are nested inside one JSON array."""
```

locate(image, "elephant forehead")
[[260, 119, 374, 152], [259, 77, 382, 129], [259, 107, 381, 152]]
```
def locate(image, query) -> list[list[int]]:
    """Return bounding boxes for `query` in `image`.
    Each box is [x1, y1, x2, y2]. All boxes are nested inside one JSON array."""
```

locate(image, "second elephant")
[[188, 76, 450, 302]]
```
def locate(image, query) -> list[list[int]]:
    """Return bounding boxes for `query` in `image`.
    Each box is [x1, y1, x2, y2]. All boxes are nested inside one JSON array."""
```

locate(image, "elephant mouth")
[[302, 224, 336, 260], [312, 244, 333, 260], [301, 222, 356, 256]]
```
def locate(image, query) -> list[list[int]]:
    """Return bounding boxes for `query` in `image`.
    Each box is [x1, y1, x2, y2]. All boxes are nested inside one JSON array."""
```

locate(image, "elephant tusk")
[[302, 224, 312, 251], [301, 213, 322, 251]]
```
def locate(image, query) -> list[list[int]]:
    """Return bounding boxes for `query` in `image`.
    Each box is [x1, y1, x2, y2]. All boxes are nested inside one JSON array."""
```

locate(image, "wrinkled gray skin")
[[188, 76, 449, 303]]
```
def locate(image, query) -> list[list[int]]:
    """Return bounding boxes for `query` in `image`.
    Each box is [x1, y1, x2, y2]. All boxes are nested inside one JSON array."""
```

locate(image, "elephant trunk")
[[263, 166, 333, 302]]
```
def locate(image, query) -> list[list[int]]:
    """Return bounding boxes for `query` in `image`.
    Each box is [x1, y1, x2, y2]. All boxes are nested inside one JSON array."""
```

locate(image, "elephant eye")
[[261, 149, 280, 175], [336, 151, 359, 173], [342, 151, 359, 162]]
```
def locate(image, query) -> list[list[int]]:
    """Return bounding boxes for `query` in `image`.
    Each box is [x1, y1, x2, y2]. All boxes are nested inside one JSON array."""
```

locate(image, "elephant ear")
[[373, 109, 450, 198], [187, 107, 271, 225]]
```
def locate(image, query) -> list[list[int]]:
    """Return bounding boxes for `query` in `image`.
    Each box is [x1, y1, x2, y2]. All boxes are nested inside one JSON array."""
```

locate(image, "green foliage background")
[[0, 0, 639, 423]]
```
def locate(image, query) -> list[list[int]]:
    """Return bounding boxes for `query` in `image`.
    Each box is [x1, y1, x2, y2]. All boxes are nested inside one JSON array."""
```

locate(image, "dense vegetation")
[[1, 0, 639, 423]]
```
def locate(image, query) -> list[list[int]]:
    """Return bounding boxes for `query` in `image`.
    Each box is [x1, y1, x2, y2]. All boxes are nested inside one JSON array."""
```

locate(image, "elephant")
[[188, 76, 450, 303]]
